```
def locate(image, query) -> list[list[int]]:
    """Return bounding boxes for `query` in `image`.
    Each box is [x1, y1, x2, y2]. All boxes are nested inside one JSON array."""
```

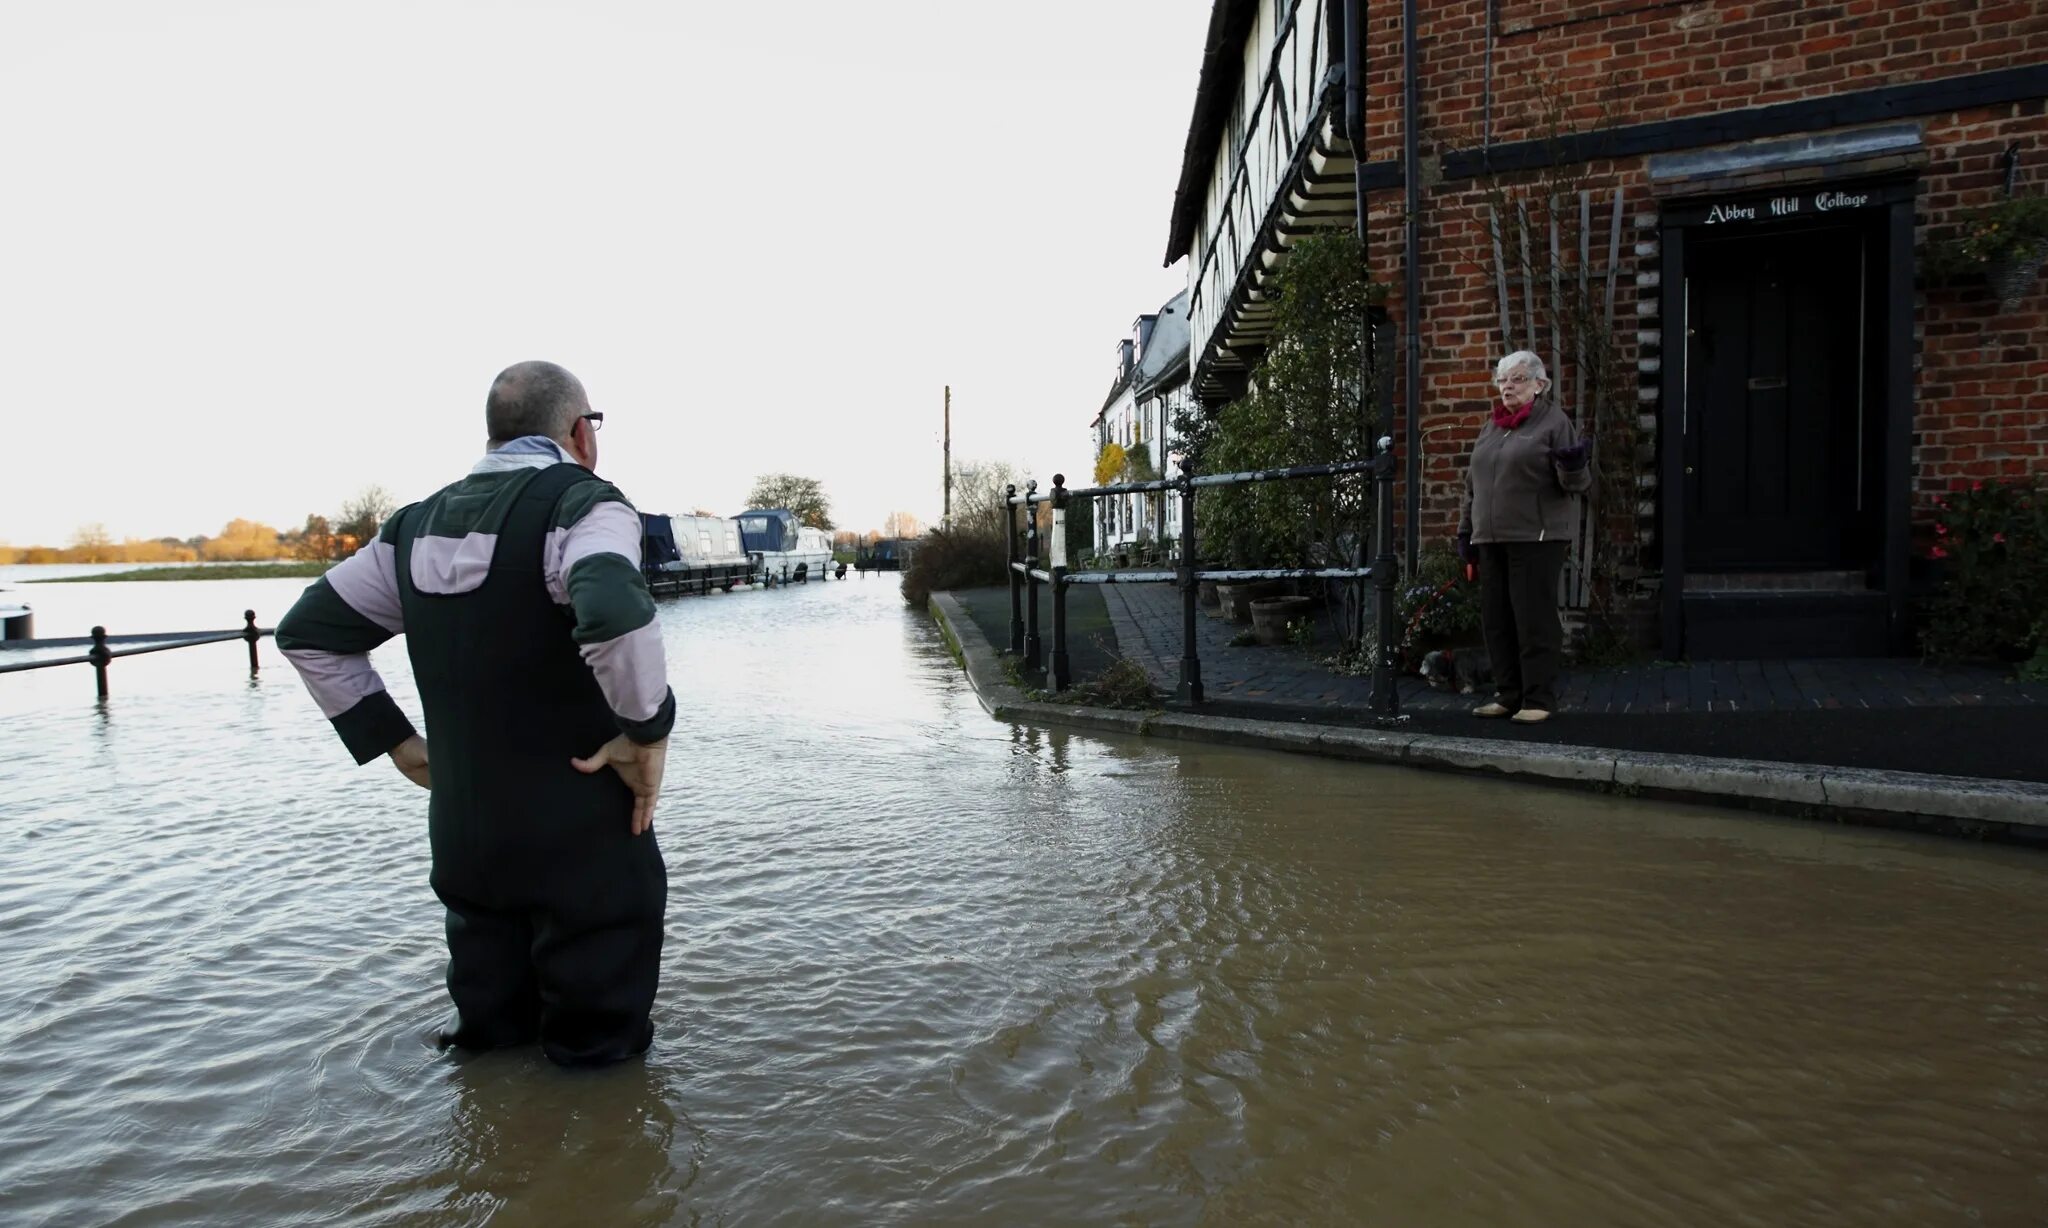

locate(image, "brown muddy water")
[[1, 569, 2045, 1226]]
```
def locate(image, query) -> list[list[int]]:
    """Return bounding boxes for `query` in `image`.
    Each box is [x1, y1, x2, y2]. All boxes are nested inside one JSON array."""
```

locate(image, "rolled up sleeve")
[[276, 539, 417, 764], [552, 494, 676, 744]]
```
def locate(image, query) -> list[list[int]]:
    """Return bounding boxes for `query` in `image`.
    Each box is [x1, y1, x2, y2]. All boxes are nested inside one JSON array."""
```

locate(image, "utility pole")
[[943, 385, 952, 530]]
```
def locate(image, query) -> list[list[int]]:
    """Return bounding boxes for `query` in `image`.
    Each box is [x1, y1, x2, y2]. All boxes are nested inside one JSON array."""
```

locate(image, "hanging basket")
[[1987, 238, 2048, 309]]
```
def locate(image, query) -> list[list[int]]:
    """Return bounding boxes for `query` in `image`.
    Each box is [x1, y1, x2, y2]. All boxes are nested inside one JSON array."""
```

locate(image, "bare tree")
[[336, 485, 398, 554], [70, 523, 113, 563], [947, 461, 1022, 539], [881, 510, 926, 539]]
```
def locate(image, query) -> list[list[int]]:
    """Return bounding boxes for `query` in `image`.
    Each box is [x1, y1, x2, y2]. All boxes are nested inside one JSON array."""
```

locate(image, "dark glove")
[[1456, 531, 1476, 565], [1549, 440, 1591, 471]]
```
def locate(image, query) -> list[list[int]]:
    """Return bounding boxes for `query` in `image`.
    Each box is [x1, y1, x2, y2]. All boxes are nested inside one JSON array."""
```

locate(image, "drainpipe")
[[1345, 0, 1369, 449], [1482, 0, 1495, 156], [1402, 0, 1422, 570]]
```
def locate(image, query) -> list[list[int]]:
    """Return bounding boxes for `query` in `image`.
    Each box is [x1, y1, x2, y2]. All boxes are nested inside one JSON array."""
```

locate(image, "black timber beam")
[[1442, 64, 2048, 181]]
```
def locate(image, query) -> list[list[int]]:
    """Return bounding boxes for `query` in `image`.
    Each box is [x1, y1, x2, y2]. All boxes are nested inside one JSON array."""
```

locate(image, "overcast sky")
[[0, 1, 1199, 545]]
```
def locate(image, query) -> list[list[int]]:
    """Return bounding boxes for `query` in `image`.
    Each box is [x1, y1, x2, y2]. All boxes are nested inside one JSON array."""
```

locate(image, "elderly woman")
[[1457, 351, 1591, 723]]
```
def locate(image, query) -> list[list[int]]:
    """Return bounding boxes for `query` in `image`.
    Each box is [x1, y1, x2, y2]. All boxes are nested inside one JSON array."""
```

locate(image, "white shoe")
[[1511, 708, 1551, 724], [1472, 702, 1511, 718]]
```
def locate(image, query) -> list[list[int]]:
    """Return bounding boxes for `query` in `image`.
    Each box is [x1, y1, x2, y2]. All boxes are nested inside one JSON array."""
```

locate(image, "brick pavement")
[[1097, 583, 2048, 715]]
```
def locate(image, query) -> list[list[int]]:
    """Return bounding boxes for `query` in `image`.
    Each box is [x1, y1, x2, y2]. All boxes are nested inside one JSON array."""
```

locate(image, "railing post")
[[1177, 459, 1204, 705], [1006, 483, 1023, 654], [1023, 479, 1042, 672], [243, 609, 260, 675], [1370, 435, 1402, 718], [1050, 475, 1070, 693], [89, 625, 111, 700]]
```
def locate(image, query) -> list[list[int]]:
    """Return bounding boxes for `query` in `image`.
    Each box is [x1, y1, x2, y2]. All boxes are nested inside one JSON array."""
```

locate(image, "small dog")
[[1419, 647, 1494, 695]]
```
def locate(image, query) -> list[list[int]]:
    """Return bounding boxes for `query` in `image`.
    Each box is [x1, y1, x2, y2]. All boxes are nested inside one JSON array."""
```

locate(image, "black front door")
[[1683, 224, 1876, 570]]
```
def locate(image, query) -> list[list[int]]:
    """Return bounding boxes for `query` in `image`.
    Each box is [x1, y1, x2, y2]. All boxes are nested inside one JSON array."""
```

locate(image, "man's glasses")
[[580, 412, 604, 432]]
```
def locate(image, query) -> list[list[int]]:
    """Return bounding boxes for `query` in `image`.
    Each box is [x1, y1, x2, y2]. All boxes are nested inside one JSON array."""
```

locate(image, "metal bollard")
[[1370, 435, 1402, 719], [1049, 475, 1070, 693], [1005, 484, 1023, 654], [89, 625, 111, 699], [243, 610, 261, 675], [1177, 459, 1203, 705], [1023, 479, 1041, 672]]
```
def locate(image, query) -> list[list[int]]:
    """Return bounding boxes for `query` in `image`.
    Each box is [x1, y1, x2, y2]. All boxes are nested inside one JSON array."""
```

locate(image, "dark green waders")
[[393, 462, 668, 1067]]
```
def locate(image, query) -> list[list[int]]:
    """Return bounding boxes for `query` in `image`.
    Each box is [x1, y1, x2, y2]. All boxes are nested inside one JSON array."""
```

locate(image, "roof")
[[1092, 289, 1191, 425], [1163, 0, 1260, 265], [1097, 370, 1135, 419], [1132, 289, 1191, 399]]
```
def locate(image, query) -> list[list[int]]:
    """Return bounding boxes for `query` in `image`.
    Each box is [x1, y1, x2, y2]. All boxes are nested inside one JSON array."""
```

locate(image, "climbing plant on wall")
[[1173, 232, 1390, 577]]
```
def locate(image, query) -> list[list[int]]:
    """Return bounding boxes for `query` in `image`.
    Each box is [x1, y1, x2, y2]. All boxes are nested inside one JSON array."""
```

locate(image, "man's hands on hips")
[[389, 735, 431, 790], [572, 735, 668, 836]]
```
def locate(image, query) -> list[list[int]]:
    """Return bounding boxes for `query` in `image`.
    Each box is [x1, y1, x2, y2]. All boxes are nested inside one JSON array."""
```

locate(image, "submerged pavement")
[[935, 587, 2048, 842]]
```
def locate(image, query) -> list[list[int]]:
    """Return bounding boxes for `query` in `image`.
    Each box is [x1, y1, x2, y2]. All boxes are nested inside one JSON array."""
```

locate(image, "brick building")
[[1163, 0, 2047, 657]]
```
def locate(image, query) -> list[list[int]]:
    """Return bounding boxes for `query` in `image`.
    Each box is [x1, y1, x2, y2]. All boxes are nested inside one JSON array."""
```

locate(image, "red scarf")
[[1491, 397, 1533, 430]]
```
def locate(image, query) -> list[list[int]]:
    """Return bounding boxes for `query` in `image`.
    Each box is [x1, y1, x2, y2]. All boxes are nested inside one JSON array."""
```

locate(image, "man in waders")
[[277, 360, 673, 1067]]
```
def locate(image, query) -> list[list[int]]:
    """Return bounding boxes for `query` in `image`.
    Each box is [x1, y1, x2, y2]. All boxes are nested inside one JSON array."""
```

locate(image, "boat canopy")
[[640, 514, 683, 569], [734, 509, 801, 553]]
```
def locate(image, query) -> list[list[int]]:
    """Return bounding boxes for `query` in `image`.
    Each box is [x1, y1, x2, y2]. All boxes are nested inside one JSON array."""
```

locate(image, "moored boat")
[[734, 509, 838, 585], [640, 513, 755, 596]]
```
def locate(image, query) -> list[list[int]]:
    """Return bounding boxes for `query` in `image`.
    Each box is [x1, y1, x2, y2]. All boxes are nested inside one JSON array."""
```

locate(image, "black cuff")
[[618, 687, 676, 745], [332, 690, 418, 765]]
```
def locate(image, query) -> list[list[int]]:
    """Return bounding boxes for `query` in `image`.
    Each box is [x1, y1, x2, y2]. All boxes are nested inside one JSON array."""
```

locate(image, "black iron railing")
[[1005, 438, 1402, 718], [0, 611, 271, 699]]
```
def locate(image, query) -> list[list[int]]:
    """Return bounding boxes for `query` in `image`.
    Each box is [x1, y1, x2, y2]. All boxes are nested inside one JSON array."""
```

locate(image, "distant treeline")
[[2, 486, 399, 567]]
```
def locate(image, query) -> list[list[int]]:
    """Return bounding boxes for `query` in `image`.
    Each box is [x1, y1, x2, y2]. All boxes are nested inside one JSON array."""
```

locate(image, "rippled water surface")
[[3, 571, 2046, 1226]]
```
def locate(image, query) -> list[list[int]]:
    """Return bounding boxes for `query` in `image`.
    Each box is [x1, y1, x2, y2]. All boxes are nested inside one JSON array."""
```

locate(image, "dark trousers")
[[1477, 540, 1570, 712], [433, 826, 667, 1068]]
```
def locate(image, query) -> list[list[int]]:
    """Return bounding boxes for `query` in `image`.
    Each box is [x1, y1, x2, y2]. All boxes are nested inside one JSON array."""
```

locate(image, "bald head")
[[486, 361, 588, 444]]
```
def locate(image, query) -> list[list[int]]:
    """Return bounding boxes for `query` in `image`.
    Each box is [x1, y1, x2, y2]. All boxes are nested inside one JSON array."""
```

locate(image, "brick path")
[[1098, 583, 2048, 715]]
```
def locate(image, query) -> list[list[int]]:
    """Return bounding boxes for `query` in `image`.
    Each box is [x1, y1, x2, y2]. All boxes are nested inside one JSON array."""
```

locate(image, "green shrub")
[[1920, 480, 2048, 663], [1183, 233, 1389, 573], [900, 527, 1007, 608]]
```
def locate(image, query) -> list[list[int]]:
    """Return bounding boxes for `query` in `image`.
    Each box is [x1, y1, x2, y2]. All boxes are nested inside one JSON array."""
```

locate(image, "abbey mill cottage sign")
[[1702, 189, 1877, 225]]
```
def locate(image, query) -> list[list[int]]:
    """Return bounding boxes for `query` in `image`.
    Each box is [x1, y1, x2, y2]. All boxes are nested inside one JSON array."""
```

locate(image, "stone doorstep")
[[931, 594, 2048, 833]]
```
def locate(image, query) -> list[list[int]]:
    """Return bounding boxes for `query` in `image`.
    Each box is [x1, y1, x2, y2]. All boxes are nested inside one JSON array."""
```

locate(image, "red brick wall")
[[1347, 0, 2048, 565], [1911, 106, 2048, 508]]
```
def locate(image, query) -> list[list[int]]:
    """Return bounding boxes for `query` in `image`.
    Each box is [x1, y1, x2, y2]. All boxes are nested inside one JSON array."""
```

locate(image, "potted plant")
[[1925, 194, 2048, 308]]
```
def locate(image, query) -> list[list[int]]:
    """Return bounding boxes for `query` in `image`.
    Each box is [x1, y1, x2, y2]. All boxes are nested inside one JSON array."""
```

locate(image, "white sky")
[[0, 1, 1199, 545]]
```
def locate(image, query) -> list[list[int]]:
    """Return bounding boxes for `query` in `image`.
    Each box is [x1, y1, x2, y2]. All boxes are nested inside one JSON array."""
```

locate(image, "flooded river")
[[2, 569, 2045, 1225]]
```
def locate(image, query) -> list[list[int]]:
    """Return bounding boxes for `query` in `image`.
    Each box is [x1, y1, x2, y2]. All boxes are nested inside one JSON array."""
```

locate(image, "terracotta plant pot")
[[1216, 580, 1286, 624], [1250, 596, 1317, 646]]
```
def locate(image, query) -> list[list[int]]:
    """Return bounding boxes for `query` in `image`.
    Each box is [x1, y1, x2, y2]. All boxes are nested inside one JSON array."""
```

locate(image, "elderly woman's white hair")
[[1493, 351, 1550, 388]]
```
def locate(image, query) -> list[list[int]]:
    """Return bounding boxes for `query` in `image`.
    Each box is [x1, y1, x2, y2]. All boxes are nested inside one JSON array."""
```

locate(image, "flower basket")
[[1987, 238, 2048, 309], [1925, 195, 2048, 305]]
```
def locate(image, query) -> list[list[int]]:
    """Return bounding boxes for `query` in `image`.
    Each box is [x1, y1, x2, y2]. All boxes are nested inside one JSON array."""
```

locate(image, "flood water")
[[2, 568, 2045, 1226]]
